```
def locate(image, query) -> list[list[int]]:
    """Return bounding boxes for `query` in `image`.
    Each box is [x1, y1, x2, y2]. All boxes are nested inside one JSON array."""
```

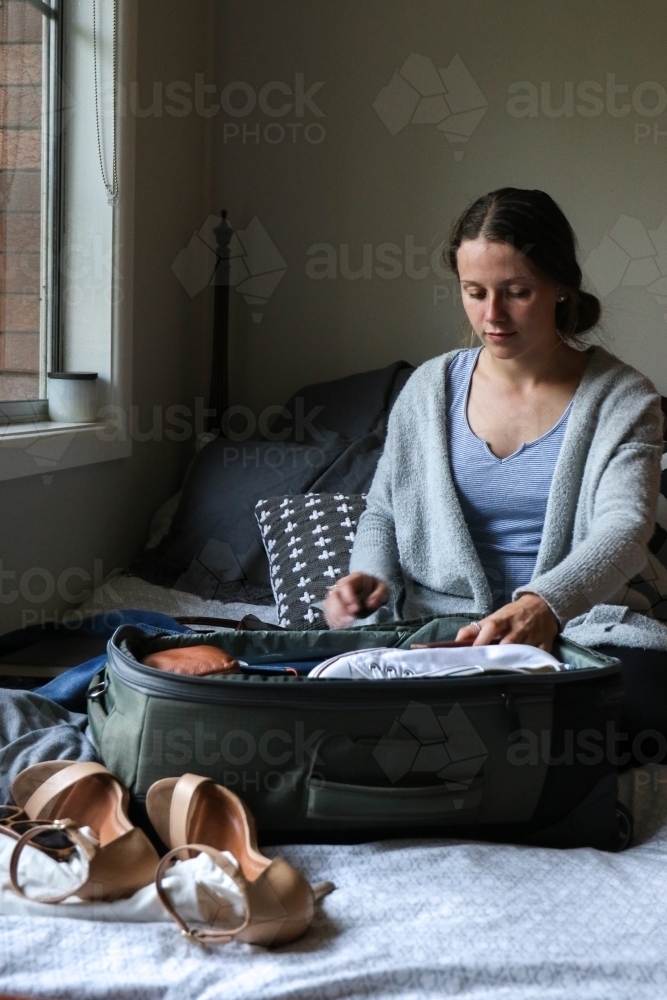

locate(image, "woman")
[[324, 188, 663, 652]]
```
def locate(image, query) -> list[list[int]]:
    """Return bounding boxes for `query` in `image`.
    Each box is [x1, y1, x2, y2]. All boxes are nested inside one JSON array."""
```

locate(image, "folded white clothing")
[[308, 644, 565, 679], [0, 829, 245, 926]]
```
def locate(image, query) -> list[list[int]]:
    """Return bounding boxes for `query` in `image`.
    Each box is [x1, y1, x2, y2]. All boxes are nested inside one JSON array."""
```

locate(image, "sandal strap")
[[9, 819, 98, 904], [22, 762, 115, 821], [169, 774, 211, 850], [155, 843, 250, 944], [0, 805, 24, 824]]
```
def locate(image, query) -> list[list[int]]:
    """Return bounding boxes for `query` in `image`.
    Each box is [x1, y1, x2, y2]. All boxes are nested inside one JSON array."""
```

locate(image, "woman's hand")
[[455, 593, 559, 651], [323, 572, 389, 629]]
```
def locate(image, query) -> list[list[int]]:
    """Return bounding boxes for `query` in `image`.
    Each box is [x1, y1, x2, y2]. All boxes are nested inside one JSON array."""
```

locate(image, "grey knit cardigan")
[[349, 346, 663, 627]]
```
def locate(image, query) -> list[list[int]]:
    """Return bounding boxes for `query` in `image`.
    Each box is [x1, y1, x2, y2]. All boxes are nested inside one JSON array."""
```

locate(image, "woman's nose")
[[484, 292, 507, 321]]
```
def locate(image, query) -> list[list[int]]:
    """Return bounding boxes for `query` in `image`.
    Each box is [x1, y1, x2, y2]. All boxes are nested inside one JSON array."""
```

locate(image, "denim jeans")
[[0, 610, 192, 713]]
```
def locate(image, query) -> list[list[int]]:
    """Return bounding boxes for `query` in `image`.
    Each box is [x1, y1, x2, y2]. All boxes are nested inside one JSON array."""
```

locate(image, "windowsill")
[[0, 419, 97, 436], [0, 421, 131, 482]]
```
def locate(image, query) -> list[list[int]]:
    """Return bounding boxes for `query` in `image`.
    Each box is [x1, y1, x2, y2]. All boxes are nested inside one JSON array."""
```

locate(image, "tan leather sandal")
[[0, 804, 76, 862], [147, 773, 334, 946], [9, 760, 159, 903]]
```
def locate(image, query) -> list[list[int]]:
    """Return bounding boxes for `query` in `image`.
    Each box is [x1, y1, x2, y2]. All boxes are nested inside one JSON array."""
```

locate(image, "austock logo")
[[373, 700, 488, 810], [373, 53, 488, 160], [583, 211, 667, 321], [172, 215, 287, 323], [506, 76, 667, 122]]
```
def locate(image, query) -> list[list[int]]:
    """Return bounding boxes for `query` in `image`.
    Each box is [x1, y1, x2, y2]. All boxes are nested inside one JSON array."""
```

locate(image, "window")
[[0, 0, 59, 408], [0, 0, 133, 480]]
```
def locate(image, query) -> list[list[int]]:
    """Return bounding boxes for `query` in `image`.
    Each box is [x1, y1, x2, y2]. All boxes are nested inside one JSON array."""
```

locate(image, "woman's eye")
[[465, 288, 530, 300]]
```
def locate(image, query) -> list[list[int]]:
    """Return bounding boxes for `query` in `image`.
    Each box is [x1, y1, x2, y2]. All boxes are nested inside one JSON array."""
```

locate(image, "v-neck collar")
[[461, 346, 578, 464], [437, 346, 597, 611]]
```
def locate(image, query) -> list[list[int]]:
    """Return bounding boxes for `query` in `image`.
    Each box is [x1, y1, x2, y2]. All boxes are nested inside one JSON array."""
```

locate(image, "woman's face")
[[456, 237, 563, 359]]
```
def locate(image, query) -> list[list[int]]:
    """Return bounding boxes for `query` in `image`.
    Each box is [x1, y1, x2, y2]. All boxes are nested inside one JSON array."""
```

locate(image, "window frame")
[[39, 0, 62, 392], [0, 0, 135, 476], [0, 0, 60, 417]]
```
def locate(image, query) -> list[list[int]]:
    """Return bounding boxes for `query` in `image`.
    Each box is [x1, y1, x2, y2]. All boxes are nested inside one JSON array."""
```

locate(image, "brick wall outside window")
[[0, 0, 43, 401]]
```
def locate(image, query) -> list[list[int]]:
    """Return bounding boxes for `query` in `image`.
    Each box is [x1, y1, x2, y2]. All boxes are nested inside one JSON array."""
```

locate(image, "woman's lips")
[[485, 330, 516, 338]]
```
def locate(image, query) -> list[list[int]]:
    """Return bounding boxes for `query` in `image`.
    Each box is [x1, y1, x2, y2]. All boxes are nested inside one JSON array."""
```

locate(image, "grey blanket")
[[563, 604, 667, 650], [1, 766, 667, 999], [0, 692, 98, 803]]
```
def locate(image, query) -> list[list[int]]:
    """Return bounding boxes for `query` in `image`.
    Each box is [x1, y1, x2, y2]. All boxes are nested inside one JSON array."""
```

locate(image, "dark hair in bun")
[[447, 188, 601, 338]]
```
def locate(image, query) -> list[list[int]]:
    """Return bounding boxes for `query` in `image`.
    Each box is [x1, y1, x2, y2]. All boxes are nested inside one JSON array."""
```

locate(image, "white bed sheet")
[[1, 767, 667, 1000]]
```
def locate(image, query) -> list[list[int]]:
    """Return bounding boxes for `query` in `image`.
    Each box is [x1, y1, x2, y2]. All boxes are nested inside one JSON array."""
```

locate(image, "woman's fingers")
[[324, 588, 355, 628], [341, 573, 388, 613], [323, 573, 388, 628], [491, 596, 557, 650], [455, 620, 504, 645], [366, 580, 389, 610], [455, 624, 482, 643], [335, 577, 363, 614], [322, 588, 346, 628], [458, 611, 537, 646], [472, 619, 504, 646]]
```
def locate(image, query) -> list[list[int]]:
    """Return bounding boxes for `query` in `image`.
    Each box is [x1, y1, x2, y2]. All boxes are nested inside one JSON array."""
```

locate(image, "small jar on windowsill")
[[47, 372, 99, 423]]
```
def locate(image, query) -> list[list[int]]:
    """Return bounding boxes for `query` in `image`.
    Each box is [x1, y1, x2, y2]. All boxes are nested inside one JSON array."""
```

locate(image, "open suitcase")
[[87, 616, 628, 851]]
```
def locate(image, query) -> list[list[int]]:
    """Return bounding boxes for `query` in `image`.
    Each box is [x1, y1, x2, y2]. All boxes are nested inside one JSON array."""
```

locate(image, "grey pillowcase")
[[131, 360, 414, 604], [133, 434, 349, 603]]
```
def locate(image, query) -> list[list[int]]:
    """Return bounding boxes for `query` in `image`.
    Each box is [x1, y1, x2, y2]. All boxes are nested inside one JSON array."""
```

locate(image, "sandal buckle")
[[181, 928, 207, 947]]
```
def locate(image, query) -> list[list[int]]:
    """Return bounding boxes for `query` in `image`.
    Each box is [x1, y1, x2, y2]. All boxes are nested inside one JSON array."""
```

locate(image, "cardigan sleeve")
[[348, 443, 401, 584], [515, 416, 663, 626]]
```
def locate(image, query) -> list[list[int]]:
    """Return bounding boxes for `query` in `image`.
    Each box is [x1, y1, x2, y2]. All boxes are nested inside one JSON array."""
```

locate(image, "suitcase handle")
[[306, 775, 484, 825], [86, 671, 109, 744]]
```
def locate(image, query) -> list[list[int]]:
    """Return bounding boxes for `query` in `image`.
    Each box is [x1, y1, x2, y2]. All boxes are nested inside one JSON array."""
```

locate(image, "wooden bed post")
[[207, 210, 233, 431]]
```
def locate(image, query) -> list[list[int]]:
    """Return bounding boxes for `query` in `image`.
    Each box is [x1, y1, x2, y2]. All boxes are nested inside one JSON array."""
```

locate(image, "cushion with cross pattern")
[[255, 493, 367, 630]]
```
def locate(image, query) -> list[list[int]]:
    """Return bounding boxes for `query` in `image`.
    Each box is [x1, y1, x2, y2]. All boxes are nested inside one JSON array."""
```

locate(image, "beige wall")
[[0, 0, 214, 633], [215, 0, 667, 414]]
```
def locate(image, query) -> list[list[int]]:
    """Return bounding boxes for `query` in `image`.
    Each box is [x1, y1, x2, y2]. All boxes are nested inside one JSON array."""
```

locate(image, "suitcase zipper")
[[103, 626, 620, 711], [106, 642, 557, 710]]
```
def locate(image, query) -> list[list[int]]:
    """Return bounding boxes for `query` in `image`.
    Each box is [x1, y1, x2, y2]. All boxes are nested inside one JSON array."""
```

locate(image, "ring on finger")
[[469, 621, 482, 633]]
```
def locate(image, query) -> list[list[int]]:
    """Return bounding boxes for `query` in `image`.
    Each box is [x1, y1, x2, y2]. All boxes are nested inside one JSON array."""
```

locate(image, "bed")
[[3, 563, 667, 999], [1, 357, 665, 997], [77, 572, 279, 627], [1, 765, 667, 999]]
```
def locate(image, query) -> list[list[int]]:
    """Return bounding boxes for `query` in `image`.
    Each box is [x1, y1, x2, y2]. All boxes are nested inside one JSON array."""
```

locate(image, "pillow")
[[256, 493, 367, 630], [271, 360, 413, 441], [131, 361, 414, 604], [131, 434, 349, 604]]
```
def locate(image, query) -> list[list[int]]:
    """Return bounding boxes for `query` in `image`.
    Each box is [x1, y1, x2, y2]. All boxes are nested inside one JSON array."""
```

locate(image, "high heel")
[[10, 760, 159, 903], [146, 773, 334, 946]]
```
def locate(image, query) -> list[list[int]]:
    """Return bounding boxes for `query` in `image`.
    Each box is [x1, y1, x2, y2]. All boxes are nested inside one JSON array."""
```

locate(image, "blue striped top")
[[446, 348, 572, 610]]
